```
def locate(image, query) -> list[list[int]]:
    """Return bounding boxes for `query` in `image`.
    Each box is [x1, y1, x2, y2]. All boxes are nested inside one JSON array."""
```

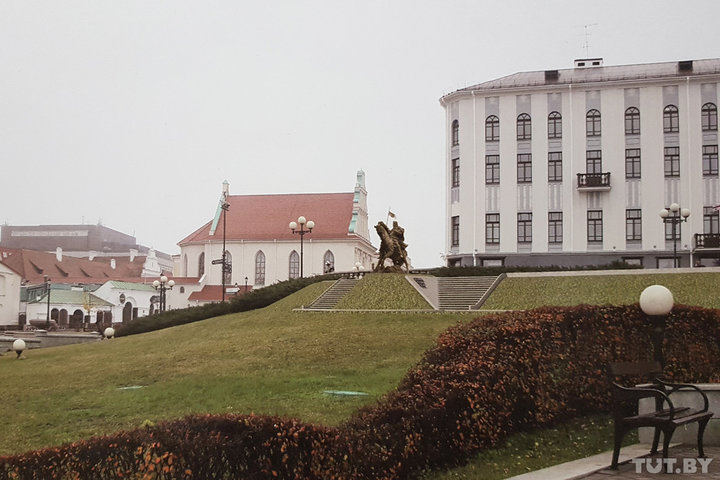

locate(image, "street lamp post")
[[152, 275, 175, 313], [639, 285, 674, 368], [221, 201, 229, 303], [659, 203, 690, 268], [44, 275, 51, 330], [289, 216, 315, 278]]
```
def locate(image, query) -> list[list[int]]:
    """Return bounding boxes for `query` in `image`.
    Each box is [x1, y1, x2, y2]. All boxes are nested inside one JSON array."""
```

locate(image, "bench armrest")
[[612, 382, 676, 415], [654, 378, 710, 412]]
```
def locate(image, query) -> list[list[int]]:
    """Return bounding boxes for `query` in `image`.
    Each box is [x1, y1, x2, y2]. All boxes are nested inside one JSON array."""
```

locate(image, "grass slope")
[[335, 273, 431, 310], [482, 272, 720, 310], [0, 282, 464, 456]]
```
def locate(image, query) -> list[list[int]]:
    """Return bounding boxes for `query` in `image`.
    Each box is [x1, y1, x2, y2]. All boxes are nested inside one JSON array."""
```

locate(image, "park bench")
[[608, 361, 713, 469]]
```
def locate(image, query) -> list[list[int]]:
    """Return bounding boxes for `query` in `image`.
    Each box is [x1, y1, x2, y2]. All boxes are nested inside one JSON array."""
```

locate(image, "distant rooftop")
[[442, 58, 720, 99]]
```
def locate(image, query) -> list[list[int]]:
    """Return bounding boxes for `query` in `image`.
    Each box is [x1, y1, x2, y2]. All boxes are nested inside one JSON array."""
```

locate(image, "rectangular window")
[[704, 206, 720, 234], [626, 209, 642, 241], [548, 212, 563, 244], [625, 148, 641, 179], [586, 150, 602, 174], [517, 153, 532, 183], [703, 145, 718, 176], [517, 213, 532, 243], [548, 112, 562, 139], [486, 213, 500, 244], [485, 155, 499, 184], [664, 210, 680, 240], [451, 216, 460, 247], [451, 158, 460, 187], [587, 210, 603, 242], [548, 152, 562, 182], [664, 146, 680, 177]]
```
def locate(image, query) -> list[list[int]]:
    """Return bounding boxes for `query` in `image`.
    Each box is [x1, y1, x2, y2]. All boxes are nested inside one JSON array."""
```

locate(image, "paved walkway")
[[509, 445, 720, 479]]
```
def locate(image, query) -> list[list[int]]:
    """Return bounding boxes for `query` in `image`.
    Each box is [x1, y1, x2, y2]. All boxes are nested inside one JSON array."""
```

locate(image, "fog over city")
[[1, 0, 718, 267]]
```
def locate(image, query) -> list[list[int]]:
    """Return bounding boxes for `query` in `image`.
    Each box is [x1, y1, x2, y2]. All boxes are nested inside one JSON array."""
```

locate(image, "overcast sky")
[[1, 1, 718, 268]]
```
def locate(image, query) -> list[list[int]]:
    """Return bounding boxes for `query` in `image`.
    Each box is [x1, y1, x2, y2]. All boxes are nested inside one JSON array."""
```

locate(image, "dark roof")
[[443, 58, 720, 98], [179, 192, 357, 245]]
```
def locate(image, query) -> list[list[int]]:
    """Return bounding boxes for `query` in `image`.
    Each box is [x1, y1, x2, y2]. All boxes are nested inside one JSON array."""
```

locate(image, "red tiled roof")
[[188, 284, 251, 302], [0, 250, 170, 285], [178, 193, 356, 246]]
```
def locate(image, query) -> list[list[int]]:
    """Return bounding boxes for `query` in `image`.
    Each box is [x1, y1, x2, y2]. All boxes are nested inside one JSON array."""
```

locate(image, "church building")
[[177, 171, 376, 297]]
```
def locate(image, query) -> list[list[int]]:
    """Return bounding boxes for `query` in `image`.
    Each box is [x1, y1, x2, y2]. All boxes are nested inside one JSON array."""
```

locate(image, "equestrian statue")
[[374, 220, 410, 272]]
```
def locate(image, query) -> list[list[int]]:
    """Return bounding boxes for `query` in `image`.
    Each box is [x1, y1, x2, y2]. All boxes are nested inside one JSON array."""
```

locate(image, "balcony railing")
[[694, 233, 720, 249], [577, 172, 611, 190]]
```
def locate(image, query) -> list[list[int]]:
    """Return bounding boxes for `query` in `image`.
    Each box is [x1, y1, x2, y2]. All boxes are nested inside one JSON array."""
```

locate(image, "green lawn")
[[2, 270, 716, 474], [0, 282, 465, 456], [482, 272, 720, 310], [422, 414, 636, 480]]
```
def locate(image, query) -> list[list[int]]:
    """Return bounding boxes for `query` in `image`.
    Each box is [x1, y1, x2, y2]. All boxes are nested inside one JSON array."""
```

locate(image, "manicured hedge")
[[116, 275, 340, 337], [2, 304, 719, 479]]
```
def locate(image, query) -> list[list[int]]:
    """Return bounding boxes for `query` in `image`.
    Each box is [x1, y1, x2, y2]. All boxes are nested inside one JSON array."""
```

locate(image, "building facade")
[[177, 171, 376, 290], [0, 224, 174, 272], [441, 58, 720, 268]]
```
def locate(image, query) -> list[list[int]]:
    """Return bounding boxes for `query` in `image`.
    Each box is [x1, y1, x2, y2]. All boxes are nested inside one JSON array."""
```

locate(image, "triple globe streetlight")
[[659, 203, 690, 268], [289, 216, 314, 278], [152, 275, 175, 313]]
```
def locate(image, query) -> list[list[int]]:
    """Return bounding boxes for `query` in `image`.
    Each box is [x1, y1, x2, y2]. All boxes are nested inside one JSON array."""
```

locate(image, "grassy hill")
[[0, 282, 465, 455], [2, 270, 718, 460]]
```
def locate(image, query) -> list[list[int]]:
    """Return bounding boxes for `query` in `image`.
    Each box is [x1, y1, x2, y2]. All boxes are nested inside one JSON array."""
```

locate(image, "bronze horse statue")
[[374, 221, 409, 272]]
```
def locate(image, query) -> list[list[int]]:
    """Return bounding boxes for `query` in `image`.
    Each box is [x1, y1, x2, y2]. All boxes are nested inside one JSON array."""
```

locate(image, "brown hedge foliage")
[[2, 305, 719, 479]]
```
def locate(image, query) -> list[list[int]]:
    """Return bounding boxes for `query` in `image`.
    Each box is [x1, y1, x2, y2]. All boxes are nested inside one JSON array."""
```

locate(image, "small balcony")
[[577, 172, 611, 191], [694, 233, 720, 249]]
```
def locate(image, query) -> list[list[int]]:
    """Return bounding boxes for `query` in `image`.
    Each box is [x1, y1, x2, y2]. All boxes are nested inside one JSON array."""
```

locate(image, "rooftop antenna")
[[582, 23, 598, 58]]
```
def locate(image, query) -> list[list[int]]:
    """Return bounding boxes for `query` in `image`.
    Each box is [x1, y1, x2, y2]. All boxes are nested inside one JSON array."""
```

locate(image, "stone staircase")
[[306, 278, 358, 309], [437, 276, 500, 310]]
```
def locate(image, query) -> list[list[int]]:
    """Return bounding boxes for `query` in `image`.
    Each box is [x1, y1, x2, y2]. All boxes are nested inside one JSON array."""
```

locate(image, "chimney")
[[56, 247, 62, 262], [574, 58, 603, 68], [223, 180, 230, 198]]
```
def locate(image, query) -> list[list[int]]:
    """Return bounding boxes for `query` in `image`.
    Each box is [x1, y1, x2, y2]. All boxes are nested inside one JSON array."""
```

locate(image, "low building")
[[0, 223, 174, 272], [177, 170, 376, 292], [0, 261, 22, 327]]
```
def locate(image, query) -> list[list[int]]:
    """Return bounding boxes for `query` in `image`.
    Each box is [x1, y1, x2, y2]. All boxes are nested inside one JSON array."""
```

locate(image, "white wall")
[[0, 264, 21, 326]]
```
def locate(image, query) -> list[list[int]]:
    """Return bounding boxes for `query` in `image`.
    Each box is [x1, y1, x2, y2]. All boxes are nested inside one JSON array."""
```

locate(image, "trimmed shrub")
[[2, 304, 719, 479], [116, 275, 340, 337]]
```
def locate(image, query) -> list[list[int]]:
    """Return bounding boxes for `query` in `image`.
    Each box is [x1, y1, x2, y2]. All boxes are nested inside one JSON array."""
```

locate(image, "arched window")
[[664, 105, 679, 133], [451, 120, 459, 146], [223, 251, 232, 284], [289, 251, 300, 279], [516, 113, 531, 140], [625, 107, 640, 135], [586, 109, 601, 136], [702, 102, 718, 131], [323, 250, 335, 273], [547, 111, 562, 139], [255, 251, 266, 285], [198, 252, 205, 277], [485, 115, 499, 141]]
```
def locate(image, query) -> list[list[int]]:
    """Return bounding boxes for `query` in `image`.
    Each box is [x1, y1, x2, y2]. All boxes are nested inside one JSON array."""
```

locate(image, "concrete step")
[[307, 278, 358, 309], [436, 276, 499, 310]]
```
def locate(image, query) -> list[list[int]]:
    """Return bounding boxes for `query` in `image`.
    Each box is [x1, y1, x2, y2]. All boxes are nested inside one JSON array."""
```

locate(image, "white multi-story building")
[[441, 58, 720, 268]]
